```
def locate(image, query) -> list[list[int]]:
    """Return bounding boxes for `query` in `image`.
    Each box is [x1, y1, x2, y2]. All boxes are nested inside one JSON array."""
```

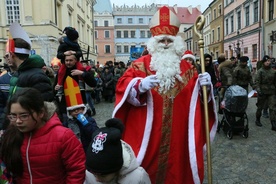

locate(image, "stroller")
[[217, 85, 249, 139]]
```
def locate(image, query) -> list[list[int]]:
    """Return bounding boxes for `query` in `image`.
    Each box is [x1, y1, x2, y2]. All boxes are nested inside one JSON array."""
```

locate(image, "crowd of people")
[[0, 5, 275, 184]]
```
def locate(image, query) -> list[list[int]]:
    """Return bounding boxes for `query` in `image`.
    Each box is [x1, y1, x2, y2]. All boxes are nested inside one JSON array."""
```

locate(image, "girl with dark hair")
[[1, 88, 86, 184]]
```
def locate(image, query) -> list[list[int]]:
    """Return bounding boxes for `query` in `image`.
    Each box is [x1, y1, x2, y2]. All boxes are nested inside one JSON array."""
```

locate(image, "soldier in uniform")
[[232, 56, 255, 92], [255, 55, 276, 130]]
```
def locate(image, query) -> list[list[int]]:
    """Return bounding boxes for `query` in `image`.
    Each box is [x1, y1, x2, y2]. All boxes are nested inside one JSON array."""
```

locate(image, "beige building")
[[0, 0, 97, 66], [202, 6, 212, 56], [263, 0, 276, 58], [209, 0, 224, 59]]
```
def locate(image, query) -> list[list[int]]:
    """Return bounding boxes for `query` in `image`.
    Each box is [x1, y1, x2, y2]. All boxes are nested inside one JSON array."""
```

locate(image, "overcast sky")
[[110, 0, 212, 12]]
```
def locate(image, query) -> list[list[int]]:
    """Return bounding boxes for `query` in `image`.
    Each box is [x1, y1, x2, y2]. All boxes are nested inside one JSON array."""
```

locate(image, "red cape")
[[113, 55, 217, 184]]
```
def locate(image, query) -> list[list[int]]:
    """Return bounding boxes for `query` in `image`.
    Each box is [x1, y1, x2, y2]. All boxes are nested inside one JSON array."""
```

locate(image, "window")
[[116, 31, 121, 38], [213, 9, 217, 19], [237, 11, 241, 30], [6, 0, 20, 24], [217, 27, 220, 41], [244, 47, 248, 54], [104, 31, 110, 38], [117, 18, 122, 24], [131, 31, 135, 38], [124, 31, 128, 38], [139, 18, 143, 23], [147, 30, 151, 38], [105, 45, 111, 53], [225, 19, 229, 35], [252, 44, 257, 59], [124, 45, 129, 53], [245, 6, 250, 26], [269, 0, 274, 21], [95, 45, 98, 53], [128, 18, 133, 24], [104, 20, 109, 27], [94, 20, 98, 27], [212, 30, 215, 43], [231, 15, 234, 33], [218, 5, 222, 16], [140, 30, 145, 38], [254, 1, 258, 22], [95, 31, 98, 39], [117, 45, 122, 53]]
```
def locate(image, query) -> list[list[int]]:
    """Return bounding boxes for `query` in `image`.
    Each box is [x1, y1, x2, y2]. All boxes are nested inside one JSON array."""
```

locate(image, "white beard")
[[147, 35, 185, 94]]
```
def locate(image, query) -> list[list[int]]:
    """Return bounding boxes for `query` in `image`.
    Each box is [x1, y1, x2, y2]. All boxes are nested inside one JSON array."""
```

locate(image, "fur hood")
[[218, 60, 233, 73], [44, 102, 57, 121]]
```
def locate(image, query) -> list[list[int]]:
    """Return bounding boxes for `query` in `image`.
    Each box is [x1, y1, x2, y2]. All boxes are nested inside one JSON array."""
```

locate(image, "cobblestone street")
[[92, 97, 276, 183]]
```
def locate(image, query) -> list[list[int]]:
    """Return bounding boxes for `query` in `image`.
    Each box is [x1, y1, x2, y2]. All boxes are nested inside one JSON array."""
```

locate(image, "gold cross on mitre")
[[64, 76, 83, 107]]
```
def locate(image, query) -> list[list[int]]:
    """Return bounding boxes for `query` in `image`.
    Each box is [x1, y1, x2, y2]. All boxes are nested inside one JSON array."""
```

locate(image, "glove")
[[198, 72, 211, 87], [139, 75, 160, 93], [77, 113, 88, 126]]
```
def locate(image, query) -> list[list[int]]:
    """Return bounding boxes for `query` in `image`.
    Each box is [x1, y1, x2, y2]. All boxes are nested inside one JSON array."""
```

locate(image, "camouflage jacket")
[[233, 64, 254, 88], [255, 66, 276, 95]]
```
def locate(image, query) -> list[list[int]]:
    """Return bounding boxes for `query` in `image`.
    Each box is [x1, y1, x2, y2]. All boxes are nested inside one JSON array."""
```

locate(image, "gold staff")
[[194, 15, 213, 183]]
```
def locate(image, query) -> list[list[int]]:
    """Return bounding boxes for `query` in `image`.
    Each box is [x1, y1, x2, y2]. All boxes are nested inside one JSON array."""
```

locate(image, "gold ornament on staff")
[[194, 15, 213, 184]]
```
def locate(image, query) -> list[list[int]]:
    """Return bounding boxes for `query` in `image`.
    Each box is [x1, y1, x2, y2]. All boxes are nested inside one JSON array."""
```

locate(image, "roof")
[[94, 0, 112, 13], [156, 5, 202, 24], [176, 7, 202, 24]]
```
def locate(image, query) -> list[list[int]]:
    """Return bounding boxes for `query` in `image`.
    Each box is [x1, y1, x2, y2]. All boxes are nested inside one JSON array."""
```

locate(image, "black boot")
[[262, 109, 269, 118], [92, 108, 96, 116], [255, 118, 262, 127], [271, 121, 276, 131]]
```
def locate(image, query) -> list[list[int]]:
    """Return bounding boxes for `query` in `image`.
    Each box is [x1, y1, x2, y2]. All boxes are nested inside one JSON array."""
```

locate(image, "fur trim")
[[44, 102, 57, 121], [66, 104, 87, 119], [218, 60, 233, 73], [182, 54, 196, 61]]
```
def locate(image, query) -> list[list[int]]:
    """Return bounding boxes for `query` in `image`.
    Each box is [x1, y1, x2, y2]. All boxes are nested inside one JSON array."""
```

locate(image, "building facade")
[[0, 0, 97, 65], [202, 6, 213, 56], [223, 0, 261, 68], [112, 4, 157, 63], [209, 0, 224, 60], [94, 0, 115, 65], [263, 0, 276, 59]]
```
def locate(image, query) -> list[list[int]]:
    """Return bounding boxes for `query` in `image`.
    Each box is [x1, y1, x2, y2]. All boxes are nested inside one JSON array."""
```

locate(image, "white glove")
[[139, 75, 160, 93], [198, 72, 212, 87]]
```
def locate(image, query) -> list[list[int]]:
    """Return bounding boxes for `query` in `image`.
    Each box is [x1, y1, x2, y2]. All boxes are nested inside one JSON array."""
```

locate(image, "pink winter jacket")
[[17, 102, 86, 184]]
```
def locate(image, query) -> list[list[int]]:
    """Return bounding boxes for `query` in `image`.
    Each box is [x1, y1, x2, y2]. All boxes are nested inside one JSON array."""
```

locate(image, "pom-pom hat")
[[63, 27, 79, 41], [182, 50, 196, 61], [86, 118, 125, 175], [149, 6, 180, 37]]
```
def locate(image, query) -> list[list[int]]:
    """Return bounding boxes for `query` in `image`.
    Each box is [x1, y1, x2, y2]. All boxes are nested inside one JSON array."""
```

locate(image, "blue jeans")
[[85, 91, 94, 110]]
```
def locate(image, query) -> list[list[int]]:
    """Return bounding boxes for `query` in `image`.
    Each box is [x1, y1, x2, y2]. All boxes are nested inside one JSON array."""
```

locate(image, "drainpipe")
[[54, 0, 57, 25], [260, 0, 264, 59]]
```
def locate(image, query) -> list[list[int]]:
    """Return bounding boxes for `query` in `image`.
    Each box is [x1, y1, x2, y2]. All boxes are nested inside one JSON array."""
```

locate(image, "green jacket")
[[9, 55, 54, 101]]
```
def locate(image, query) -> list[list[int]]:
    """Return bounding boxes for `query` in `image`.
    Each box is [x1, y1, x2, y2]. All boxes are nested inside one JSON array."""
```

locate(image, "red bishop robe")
[[112, 55, 217, 184]]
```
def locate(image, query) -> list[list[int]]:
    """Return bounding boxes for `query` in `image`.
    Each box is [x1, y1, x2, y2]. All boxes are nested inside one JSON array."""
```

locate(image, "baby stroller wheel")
[[227, 130, 233, 139], [242, 130, 248, 138]]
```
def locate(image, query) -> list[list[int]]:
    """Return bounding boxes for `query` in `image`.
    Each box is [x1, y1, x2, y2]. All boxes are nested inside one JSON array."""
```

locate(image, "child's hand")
[[55, 84, 61, 90], [64, 50, 76, 56]]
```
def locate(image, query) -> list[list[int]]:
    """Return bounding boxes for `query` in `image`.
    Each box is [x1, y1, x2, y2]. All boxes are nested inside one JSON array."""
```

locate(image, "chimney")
[[188, 5, 192, 14], [196, 5, 201, 11], [173, 4, 177, 13]]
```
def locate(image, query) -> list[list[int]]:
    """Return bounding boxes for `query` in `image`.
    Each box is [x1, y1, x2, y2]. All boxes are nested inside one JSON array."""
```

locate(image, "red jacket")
[[17, 112, 86, 184]]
